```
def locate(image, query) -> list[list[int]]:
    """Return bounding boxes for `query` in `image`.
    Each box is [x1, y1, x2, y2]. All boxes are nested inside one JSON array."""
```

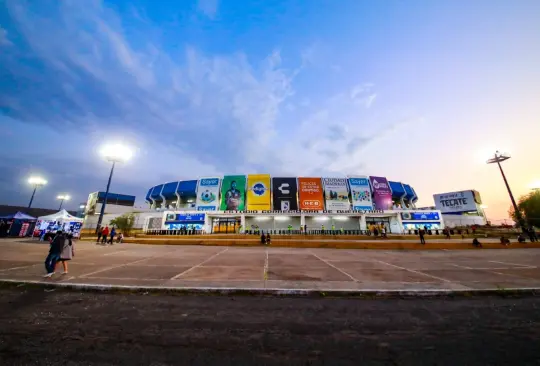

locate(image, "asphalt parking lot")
[[2, 239, 540, 291]]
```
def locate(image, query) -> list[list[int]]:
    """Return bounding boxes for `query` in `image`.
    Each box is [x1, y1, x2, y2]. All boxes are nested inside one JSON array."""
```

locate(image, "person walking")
[[56, 233, 75, 274], [265, 233, 271, 245], [101, 226, 109, 244], [44, 230, 65, 277], [419, 228, 426, 245], [260, 232, 266, 245], [109, 227, 116, 245], [96, 226, 102, 243]]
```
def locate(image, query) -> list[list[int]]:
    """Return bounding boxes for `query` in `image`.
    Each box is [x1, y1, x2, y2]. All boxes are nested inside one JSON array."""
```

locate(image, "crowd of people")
[[96, 225, 124, 245]]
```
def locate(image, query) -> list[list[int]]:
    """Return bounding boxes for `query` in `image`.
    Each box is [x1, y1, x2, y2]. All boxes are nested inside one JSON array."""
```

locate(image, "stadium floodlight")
[[486, 151, 526, 232], [96, 143, 134, 232], [27, 176, 47, 209], [57, 194, 70, 210], [530, 181, 540, 191]]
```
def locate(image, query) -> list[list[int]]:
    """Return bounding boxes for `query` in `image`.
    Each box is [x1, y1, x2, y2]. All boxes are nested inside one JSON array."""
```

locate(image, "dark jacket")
[[50, 233, 66, 254]]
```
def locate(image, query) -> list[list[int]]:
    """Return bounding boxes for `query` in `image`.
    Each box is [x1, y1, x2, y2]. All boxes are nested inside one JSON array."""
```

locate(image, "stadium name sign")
[[222, 209, 385, 214]]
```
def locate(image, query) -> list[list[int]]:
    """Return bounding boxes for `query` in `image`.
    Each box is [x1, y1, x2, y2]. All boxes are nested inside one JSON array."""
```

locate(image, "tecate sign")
[[433, 190, 478, 213]]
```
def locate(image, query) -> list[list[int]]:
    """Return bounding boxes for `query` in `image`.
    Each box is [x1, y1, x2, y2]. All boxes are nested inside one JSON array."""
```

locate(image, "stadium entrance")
[[211, 217, 241, 234]]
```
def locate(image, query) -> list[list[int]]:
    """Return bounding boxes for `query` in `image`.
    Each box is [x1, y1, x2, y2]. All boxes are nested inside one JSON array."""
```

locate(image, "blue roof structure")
[[389, 181, 406, 198]]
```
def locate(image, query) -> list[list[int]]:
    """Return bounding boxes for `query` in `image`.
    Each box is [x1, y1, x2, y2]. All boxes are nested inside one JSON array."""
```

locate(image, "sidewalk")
[[1, 239, 540, 295]]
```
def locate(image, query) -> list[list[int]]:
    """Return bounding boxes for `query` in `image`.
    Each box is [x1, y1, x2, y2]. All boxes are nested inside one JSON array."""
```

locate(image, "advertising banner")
[[298, 177, 325, 210], [369, 176, 393, 210], [433, 190, 478, 213], [322, 178, 350, 211], [401, 212, 440, 221], [247, 174, 271, 210], [272, 177, 298, 211], [348, 176, 374, 210], [220, 175, 246, 211], [195, 178, 221, 211], [166, 213, 206, 222]]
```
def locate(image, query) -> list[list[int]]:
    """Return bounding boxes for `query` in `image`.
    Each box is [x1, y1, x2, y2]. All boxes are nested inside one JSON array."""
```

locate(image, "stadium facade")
[[143, 175, 445, 234]]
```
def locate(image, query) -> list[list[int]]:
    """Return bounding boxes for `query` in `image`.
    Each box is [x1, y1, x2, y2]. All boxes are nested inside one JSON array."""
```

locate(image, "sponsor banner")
[[165, 213, 206, 222], [220, 175, 246, 211], [195, 178, 221, 211], [401, 212, 440, 221], [369, 176, 393, 210], [322, 177, 350, 211], [272, 177, 299, 211], [298, 177, 325, 210], [348, 176, 373, 210], [247, 174, 271, 210], [433, 190, 478, 213]]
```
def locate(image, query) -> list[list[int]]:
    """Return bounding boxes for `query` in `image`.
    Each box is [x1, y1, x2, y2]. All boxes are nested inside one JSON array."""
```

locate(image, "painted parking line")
[[309, 251, 357, 282], [488, 260, 535, 268], [170, 248, 229, 280], [374, 259, 452, 283]]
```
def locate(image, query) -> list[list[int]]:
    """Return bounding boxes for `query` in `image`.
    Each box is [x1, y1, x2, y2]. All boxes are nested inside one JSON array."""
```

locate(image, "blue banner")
[[401, 212, 440, 221], [166, 213, 205, 222]]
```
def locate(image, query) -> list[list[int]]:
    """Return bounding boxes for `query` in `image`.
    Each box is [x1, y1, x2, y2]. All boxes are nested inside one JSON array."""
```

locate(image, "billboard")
[[401, 212, 440, 221], [369, 176, 393, 210], [220, 175, 246, 211], [195, 178, 221, 211], [247, 174, 271, 210], [272, 177, 298, 211], [298, 177, 325, 210], [348, 176, 373, 210], [322, 178, 350, 210], [433, 190, 479, 213]]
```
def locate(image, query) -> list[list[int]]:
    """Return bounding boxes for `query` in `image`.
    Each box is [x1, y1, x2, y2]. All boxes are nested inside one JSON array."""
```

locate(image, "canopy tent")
[[0, 211, 37, 221], [37, 209, 83, 223], [0, 212, 36, 237], [35, 209, 84, 238]]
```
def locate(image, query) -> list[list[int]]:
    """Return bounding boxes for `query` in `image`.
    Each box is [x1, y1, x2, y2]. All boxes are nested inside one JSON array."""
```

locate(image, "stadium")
[[142, 175, 445, 234]]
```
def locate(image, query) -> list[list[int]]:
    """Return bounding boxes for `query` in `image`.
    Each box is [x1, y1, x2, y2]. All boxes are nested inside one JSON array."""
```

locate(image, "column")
[[203, 214, 211, 234], [240, 214, 246, 233], [359, 215, 367, 231]]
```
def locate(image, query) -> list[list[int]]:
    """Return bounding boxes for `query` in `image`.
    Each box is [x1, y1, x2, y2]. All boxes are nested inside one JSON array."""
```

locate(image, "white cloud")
[[197, 0, 219, 19], [0, 27, 13, 46]]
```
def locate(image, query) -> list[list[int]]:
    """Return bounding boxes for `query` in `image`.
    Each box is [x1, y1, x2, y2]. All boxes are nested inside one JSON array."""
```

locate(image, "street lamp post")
[[27, 176, 47, 209], [57, 195, 70, 210], [95, 144, 133, 233], [487, 151, 526, 233]]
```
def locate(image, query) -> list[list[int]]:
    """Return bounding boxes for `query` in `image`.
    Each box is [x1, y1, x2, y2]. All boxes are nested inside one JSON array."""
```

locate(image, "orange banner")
[[298, 177, 325, 210]]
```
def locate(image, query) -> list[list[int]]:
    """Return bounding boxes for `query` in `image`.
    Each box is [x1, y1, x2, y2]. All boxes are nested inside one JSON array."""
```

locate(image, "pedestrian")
[[381, 226, 387, 238], [56, 233, 75, 274], [266, 233, 271, 245], [96, 226, 102, 243], [260, 232, 266, 245], [117, 232, 124, 243], [101, 226, 109, 244], [444, 228, 450, 239], [304, 224, 307, 235], [472, 238, 482, 248], [374, 227, 379, 237], [527, 227, 536, 242], [109, 227, 116, 244], [419, 228, 426, 245], [44, 230, 65, 277]]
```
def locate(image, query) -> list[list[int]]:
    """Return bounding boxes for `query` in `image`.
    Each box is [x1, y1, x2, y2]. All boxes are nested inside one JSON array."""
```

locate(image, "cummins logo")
[[278, 183, 290, 194]]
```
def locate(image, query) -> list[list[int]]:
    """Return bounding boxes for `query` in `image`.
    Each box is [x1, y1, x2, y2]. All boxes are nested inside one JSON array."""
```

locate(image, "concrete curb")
[[1, 279, 540, 298]]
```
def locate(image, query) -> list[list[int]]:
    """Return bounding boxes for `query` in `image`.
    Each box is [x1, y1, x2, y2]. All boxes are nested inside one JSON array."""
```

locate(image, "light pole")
[[57, 194, 70, 210], [487, 151, 526, 233], [95, 144, 133, 233], [27, 176, 47, 209]]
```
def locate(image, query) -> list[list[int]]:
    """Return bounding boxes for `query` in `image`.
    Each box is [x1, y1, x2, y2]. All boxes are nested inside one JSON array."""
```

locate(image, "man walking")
[[419, 228, 426, 245], [44, 230, 65, 277], [101, 226, 109, 244], [109, 227, 116, 244]]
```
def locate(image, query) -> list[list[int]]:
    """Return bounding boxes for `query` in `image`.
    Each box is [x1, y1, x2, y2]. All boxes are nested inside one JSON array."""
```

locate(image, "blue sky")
[[1, 0, 539, 221]]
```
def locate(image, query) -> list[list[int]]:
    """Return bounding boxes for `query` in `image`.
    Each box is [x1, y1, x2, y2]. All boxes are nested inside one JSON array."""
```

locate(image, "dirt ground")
[[0, 285, 539, 365]]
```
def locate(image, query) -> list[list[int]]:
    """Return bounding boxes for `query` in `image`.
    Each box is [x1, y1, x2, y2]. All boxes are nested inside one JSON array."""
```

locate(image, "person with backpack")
[[44, 230, 65, 277]]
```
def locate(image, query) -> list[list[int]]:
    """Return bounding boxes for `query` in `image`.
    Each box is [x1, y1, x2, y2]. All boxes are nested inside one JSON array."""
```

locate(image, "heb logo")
[[252, 182, 266, 196], [303, 200, 321, 207], [200, 178, 219, 186]]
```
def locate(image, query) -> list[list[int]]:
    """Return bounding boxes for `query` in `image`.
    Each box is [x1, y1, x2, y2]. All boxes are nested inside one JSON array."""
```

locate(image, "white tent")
[[37, 209, 83, 223], [36, 209, 84, 237]]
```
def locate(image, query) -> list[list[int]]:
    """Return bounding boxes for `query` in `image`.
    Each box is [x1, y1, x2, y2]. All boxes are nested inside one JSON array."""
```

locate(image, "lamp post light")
[[95, 144, 133, 232], [57, 195, 70, 210], [487, 151, 526, 233], [27, 176, 47, 209]]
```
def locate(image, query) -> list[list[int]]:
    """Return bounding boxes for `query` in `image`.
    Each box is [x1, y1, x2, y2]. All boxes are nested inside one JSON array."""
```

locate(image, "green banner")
[[220, 175, 246, 211]]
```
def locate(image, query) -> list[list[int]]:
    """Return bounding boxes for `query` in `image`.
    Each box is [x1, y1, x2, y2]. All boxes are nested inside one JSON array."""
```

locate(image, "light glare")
[[100, 143, 133, 162], [28, 176, 47, 186]]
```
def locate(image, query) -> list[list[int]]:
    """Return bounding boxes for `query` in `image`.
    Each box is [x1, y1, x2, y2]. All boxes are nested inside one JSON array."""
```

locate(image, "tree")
[[109, 213, 135, 236], [509, 190, 540, 228]]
